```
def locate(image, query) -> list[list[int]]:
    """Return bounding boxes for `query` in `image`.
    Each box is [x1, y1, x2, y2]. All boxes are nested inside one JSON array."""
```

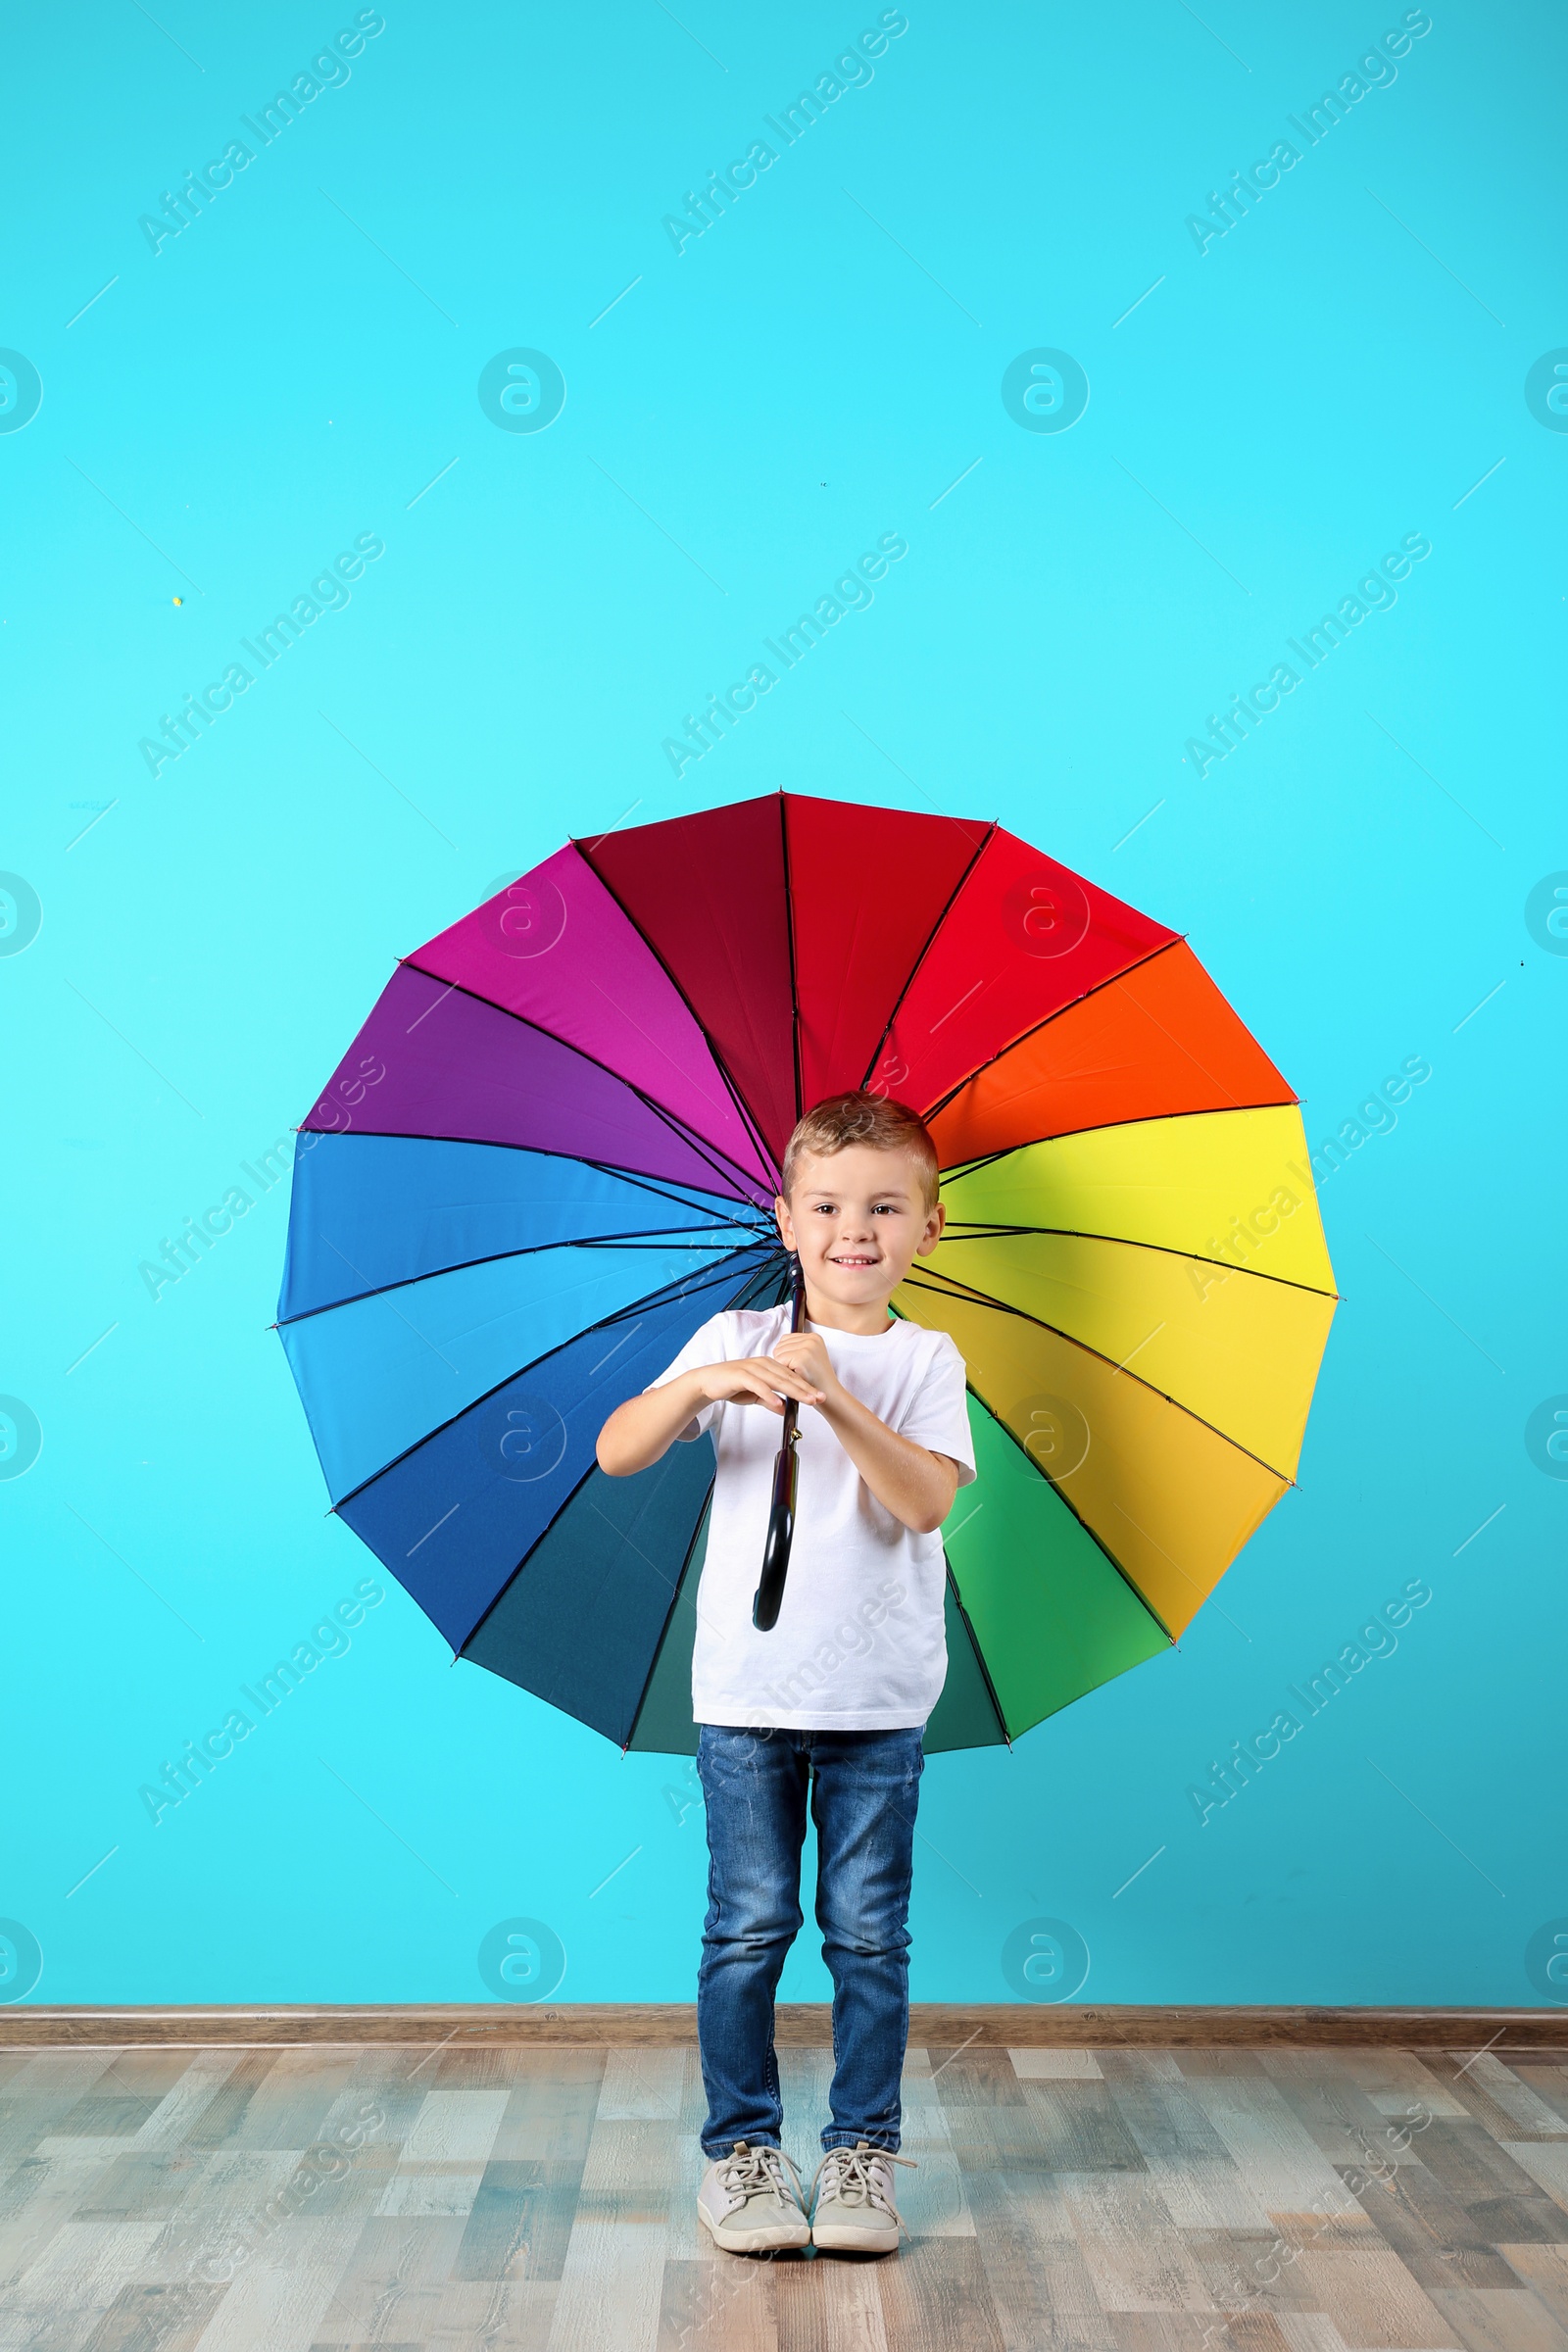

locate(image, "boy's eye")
[[808, 1200, 903, 1213]]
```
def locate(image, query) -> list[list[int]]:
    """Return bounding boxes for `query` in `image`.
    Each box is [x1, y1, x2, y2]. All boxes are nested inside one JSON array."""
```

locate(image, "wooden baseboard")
[[2, 2003, 1564, 2049]]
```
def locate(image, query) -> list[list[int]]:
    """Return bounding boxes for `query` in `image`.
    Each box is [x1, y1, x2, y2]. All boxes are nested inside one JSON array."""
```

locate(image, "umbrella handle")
[[752, 1412, 800, 1631], [752, 1258, 806, 1634]]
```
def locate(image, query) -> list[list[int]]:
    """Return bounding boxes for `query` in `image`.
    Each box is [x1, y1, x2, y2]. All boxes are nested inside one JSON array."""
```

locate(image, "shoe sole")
[[810, 2219, 902, 2253], [697, 2200, 809, 2254]]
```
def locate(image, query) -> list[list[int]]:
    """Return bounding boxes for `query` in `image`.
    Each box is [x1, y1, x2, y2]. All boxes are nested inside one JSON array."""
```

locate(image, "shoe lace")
[[717, 2140, 804, 2207], [811, 2139, 918, 2213]]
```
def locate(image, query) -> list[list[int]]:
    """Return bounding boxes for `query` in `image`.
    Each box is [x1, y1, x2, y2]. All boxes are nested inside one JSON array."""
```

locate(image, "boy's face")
[[774, 1144, 944, 1312]]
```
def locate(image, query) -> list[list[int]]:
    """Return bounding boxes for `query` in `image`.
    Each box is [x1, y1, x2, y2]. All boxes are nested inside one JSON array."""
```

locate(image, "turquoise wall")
[[5, 0, 1563, 2012]]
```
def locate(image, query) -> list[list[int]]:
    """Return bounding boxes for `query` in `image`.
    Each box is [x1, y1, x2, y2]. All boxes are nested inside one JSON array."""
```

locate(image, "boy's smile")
[[774, 1142, 945, 1335]]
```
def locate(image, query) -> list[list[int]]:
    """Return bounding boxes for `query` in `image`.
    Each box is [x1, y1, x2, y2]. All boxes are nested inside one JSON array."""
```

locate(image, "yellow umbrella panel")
[[898, 1106, 1339, 1730]]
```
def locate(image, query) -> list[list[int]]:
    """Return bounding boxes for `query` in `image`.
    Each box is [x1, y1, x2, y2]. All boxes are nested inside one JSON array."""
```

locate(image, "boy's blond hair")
[[780, 1091, 941, 1214]]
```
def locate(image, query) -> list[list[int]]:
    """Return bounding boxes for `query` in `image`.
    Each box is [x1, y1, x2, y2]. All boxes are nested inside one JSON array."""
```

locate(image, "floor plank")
[[307, 2215, 471, 2346], [1059, 2173, 1212, 2314], [875, 2234, 1007, 2351], [926, 2052, 1027, 2108], [185, 2209, 372, 2352], [181, 2056, 284, 2154], [377, 2089, 513, 2220], [1496, 2143, 1568, 2219], [0, 2215, 169, 2352], [1185, 2081, 1354, 2216], [1180, 2227, 1324, 2319], [544, 2217, 667, 2352], [423, 2277, 560, 2352], [1507, 2073, 1568, 2133], [1335, 2157, 1519, 2290], [1432, 2061, 1568, 2149], [658, 2250, 780, 2352], [596, 2051, 686, 2124], [1496, 2245, 1568, 2332], [1019, 2083, 1150, 2174], [774, 2252, 885, 2352], [964, 2167, 1118, 2350], [1425, 2283, 1568, 2352], [77, 2278, 227, 2351], [1413, 2127, 1568, 2243], [1261, 2051, 1428, 2175], [131, 2056, 251, 2154], [1290, 2248, 1460, 2348], [1007, 2051, 1103, 2082], [1106, 2056, 1274, 2231]]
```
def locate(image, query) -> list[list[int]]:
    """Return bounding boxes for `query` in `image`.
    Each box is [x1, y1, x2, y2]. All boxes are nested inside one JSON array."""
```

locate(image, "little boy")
[[596, 1091, 974, 2257]]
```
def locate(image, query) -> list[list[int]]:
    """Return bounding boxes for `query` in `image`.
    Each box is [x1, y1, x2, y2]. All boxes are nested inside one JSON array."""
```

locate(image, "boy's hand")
[[692, 1354, 827, 1416], [770, 1330, 842, 1404], [597, 1351, 825, 1475]]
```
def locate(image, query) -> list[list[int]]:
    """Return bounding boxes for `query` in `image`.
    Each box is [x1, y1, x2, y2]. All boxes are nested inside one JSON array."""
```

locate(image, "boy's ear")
[[915, 1200, 946, 1257], [774, 1193, 794, 1250]]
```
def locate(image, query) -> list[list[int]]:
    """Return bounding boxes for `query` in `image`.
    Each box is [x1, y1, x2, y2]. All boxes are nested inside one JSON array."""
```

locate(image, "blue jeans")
[[695, 1721, 924, 2159]]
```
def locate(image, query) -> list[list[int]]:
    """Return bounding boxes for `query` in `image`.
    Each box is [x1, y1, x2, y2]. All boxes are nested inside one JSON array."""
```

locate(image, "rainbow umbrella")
[[277, 792, 1337, 1754]]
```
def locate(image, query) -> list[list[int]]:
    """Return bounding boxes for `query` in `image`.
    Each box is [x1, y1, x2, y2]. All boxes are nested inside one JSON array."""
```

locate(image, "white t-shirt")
[[646, 1303, 977, 1731]]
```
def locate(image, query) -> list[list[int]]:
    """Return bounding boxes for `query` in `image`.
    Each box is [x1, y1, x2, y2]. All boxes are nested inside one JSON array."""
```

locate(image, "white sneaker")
[[697, 2139, 810, 2253], [808, 2139, 918, 2253]]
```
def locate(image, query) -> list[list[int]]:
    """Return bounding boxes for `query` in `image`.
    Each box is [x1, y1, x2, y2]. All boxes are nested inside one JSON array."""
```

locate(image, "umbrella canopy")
[[277, 791, 1336, 1754]]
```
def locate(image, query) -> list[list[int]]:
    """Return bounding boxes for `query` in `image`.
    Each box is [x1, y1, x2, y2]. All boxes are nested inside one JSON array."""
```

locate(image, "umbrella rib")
[[934, 1222, 1341, 1301], [619, 1395, 798, 1754], [562, 842, 792, 1147], [399, 959, 774, 1201], [790, 791, 872, 1103], [941, 1103, 1303, 1175], [325, 1244, 773, 1514], [462, 1252, 798, 1681], [822, 892, 871, 1095], [939, 1054, 1152, 1123], [393, 958, 775, 1200], [581, 963, 735, 1122], [290, 1126, 771, 1218], [278, 1225, 775, 1328], [900, 1268, 1303, 1486], [466, 1453, 741, 1720], [1113, 956, 1289, 1119], [658, 837, 796, 1162], [564, 847, 748, 1120], [572, 1158, 766, 1219], [454, 1446, 618, 1662], [856, 820, 997, 1089], [959, 1385, 1180, 1642], [457, 1272, 786, 1669], [530, 1491, 685, 1718], [1101, 1481, 1277, 1633], [938, 1144, 1022, 1186], [920, 935, 1198, 1125], [574, 828, 782, 1182], [571, 831, 785, 1151], [814, 793, 994, 1099], [939, 1559, 1012, 1747], [779, 790, 805, 1125], [624, 1489, 715, 1753]]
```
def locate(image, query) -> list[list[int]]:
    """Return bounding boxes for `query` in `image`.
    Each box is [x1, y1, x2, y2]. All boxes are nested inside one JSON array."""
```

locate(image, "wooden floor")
[[2, 2040, 1568, 2350]]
